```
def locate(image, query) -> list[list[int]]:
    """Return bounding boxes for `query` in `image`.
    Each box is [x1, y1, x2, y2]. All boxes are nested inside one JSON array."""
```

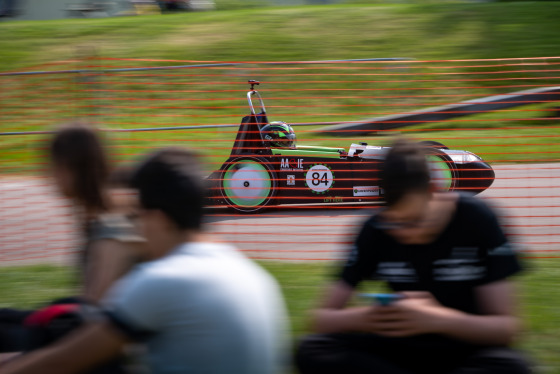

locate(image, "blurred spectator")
[[0, 122, 143, 353], [296, 139, 531, 374], [49, 122, 143, 301], [2, 147, 289, 374], [156, 0, 189, 12], [0, 0, 17, 17]]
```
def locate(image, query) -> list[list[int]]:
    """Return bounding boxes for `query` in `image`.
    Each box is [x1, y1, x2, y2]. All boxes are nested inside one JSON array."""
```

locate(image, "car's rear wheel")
[[220, 157, 277, 213]]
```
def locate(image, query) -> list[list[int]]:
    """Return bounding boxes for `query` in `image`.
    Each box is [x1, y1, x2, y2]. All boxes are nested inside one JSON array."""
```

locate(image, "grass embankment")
[[1, 260, 559, 372], [2, 2, 560, 70], [1, 2, 560, 173]]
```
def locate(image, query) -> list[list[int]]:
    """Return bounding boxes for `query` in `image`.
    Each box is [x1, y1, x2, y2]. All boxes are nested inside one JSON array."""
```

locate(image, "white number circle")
[[305, 165, 333, 193]]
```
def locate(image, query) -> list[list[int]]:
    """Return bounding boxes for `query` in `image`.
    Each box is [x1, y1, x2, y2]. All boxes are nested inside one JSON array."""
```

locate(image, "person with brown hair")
[[0, 122, 143, 354], [295, 139, 531, 374], [48, 122, 143, 301]]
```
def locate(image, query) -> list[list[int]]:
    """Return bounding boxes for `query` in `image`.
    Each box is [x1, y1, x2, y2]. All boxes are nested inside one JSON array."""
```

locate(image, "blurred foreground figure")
[[2, 147, 289, 374], [0, 123, 142, 354], [296, 139, 531, 374], [48, 123, 143, 301], [0, 0, 17, 17], [156, 0, 188, 12]]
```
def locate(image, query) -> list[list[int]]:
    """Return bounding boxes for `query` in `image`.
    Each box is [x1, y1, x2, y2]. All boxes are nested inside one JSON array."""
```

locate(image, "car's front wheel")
[[419, 140, 449, 150], [425, 148, 457, 192]]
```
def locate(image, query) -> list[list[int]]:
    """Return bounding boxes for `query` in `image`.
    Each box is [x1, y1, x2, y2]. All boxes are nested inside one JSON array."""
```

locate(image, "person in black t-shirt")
[[295, 139, 531, 374]]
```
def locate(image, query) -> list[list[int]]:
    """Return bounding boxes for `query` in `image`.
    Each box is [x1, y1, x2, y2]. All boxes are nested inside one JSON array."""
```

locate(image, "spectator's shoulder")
[[89, 213, 143, 243], [115, 262, 185, 302], [359, 210, 395, 238], [455, 193, 495, 218], [363, 210, 385, 230]]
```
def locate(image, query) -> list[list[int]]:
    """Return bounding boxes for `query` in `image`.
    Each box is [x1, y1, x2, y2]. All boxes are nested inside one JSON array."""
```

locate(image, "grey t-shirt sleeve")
[[102, 269, 171, 339]]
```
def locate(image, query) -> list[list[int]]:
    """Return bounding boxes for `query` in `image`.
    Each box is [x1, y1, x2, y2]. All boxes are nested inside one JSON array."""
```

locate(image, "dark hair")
[[379, 139, 431, 206], [130, 148, 205, 230], [49, 122, 109, 214]]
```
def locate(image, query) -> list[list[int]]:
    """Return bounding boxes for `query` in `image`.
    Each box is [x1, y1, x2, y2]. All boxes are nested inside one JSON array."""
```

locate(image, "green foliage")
[[2, 3, 560, 71]]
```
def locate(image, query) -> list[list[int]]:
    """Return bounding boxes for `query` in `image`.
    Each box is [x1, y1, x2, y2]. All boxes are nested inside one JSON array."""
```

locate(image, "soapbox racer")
[[207, 81, 495, 212]]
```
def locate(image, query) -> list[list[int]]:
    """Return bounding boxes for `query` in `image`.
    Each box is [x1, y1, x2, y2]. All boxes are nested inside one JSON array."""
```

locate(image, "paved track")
[[1, 163, 559, 266]]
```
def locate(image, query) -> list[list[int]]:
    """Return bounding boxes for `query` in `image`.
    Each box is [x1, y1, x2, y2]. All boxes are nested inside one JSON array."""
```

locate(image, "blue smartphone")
[[359, 293, 403, 306]]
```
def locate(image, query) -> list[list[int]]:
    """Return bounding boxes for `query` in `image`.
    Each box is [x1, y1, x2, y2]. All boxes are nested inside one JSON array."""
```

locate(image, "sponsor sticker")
[[324, 196, 343, 203], [280, 158, 304, 171], [352, 186, 380, 197], [287, 175, 295, 186]]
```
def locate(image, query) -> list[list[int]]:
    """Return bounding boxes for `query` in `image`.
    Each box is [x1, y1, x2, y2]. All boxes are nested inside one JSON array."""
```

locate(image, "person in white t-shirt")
[[2, 148, 289, 374]]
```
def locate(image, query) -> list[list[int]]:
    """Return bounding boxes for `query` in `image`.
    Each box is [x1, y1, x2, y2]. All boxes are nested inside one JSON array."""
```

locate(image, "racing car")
[[207, 81, 495, 213]]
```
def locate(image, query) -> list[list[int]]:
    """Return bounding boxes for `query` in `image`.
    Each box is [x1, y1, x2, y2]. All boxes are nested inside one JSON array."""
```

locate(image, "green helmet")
[[261, 121, 296, 149]]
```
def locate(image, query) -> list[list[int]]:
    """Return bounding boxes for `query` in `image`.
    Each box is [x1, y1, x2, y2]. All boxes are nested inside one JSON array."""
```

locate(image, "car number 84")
[[305, 165, 334, 193]]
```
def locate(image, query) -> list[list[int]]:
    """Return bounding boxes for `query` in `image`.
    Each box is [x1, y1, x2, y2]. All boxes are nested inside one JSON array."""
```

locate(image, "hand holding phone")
[[359, 293, 404, 306]]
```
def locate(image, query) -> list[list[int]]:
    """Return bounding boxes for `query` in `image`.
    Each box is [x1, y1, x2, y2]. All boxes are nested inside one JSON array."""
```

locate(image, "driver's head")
[[379, 139, 431, 208], [260, 121, 296, 149]]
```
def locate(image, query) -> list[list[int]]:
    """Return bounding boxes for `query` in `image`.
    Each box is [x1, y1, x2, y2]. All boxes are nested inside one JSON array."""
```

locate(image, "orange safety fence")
[[1, 57, 559, 264]]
